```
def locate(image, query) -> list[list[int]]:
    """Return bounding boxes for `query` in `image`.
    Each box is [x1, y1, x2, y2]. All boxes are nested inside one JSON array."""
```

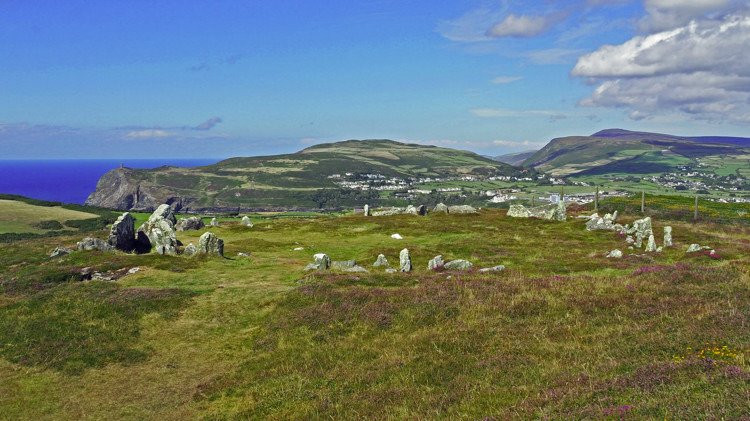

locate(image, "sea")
[[0, 159, 218, 205]]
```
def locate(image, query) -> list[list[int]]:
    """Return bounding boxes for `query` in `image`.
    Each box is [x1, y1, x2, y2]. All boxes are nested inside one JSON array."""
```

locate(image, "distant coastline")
[[0, 159, 218, 205]]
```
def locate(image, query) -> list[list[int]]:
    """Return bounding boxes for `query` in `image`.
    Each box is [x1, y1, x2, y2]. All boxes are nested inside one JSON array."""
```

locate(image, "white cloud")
[[573, 13, 750, 123], [491, 76, 523, 84], [125, 129, 173, 139], [436, 5, 507, 42], [471, 108, 568, 121], [640, 0, 733, 31], [486, 14, 556, 37], [525, 48, 586, 64]]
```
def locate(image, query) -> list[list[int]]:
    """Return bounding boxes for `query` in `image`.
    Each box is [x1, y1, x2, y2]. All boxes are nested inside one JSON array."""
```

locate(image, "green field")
[[0, 197, 749, 418], [0, 199, 97, 234]]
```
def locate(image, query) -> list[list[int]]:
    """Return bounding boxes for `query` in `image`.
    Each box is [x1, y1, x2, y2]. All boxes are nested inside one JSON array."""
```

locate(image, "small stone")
[[645, 234, 657, 252], [241, 216, 253, 227], [479, 265, 505, 273], [385, 268, 397, 274], [345, 265, 369, 273], [293, 247, 304, 251], [331, 260, 357, 270], [127, 267, 140, 274], [210, 217, 219, 227], [76, 237, 113, 252], [444, 259, 473, 270], [427, 255, 444, 271], [606, 249, 623, 258], [399, 248, 412, 272], [391, 233, 403, 240], [183, 243, 197, 256], [373, 254, 389, 267], [311, 253, 331, 270], [237, 252, 250, 257], [686, 243, 702, 253], [49, 246, 72, 258]]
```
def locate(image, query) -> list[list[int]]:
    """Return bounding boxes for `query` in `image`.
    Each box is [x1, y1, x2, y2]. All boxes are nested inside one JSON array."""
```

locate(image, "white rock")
[[479, 265, 505, 273], [606, 249, 623, 258], [399, 248, 412, 272], [391, 233, 403, 240]]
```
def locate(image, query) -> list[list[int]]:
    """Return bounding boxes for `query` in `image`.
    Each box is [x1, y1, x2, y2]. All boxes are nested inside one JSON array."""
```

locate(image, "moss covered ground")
[[0, 199, 748, 419]]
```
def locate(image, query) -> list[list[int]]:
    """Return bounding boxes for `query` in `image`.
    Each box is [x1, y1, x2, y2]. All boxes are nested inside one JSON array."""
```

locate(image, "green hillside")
[[524, 129, 750, 177], [86, 139, 524, 212]]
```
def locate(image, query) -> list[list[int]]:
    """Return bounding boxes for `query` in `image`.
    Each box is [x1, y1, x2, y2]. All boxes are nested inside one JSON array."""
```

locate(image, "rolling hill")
[[523, 129, 750, 177], [493, 150, 538, 166], [86, 139, 524, 212]]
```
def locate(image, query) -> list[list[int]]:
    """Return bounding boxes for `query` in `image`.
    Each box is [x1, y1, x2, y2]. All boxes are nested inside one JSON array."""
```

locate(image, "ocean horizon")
[[0, 159, 219, 205]]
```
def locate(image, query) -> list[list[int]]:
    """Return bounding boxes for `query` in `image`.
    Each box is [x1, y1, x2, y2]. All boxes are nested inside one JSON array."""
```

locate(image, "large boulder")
[[444, 259, 473, 271], [448, 205, 478, 214], [427, 255, 445, 270], [507, 204, 531, 218], [508, 204, 561, 220], [183, 243, 197, 256], [196, 232, 224, 256], [108, 212, 136, 252], [305, 253, 331, 271], [137, 204, 178, 255], [433, 203, 449, 213], [399, 248, 412, 272], [76, 237, 113, 252], [176, 216, 205, 231]]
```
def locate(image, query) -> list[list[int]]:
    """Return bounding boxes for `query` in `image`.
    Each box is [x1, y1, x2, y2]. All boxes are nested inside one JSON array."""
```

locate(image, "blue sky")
[[1, 0, 749, 158]]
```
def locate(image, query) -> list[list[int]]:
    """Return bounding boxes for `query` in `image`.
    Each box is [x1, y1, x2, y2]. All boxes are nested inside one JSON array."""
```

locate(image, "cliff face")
[[85, 168, 195, 211]]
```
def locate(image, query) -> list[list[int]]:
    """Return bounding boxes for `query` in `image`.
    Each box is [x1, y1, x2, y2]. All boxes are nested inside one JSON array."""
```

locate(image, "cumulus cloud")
[[195, 116, 223, 130], [573, 13, 750, 123], [486, 14, 557, 37]]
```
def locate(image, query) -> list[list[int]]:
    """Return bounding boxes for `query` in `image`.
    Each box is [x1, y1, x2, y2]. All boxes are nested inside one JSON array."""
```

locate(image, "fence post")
[[641, 191, 645, 214], [694, 193, 699, 221], [594, 187, 599, 212]]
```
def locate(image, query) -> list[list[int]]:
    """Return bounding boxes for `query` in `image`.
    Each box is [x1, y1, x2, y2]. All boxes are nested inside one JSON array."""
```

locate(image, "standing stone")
[[137, 204, 178, 255], [399, 248, 412, 272], [663, 226, 673, 247], [630, 217, 653, 248], [108, 212, 136, 252], [433, 203, 449, 213], [197, 232, 224, 257], [241, 216, 253, 227], [554, 199, 566, 221], [210, 217, 219, 227], [416, 205, 427, 216], [373, 254, 389, 267], [427, 255, 444, 270], [645, 234, 657, 252], [363, 204, 370, 216], [175, 216, 205, 231]]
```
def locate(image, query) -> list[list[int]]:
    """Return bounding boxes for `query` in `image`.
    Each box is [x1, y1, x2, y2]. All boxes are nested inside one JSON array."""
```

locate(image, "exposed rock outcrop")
[[85, 167, 194, 211]]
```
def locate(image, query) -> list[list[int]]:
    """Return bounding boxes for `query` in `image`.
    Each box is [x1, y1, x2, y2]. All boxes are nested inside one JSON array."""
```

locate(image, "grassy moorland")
[[0, 197, 748, 419]]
